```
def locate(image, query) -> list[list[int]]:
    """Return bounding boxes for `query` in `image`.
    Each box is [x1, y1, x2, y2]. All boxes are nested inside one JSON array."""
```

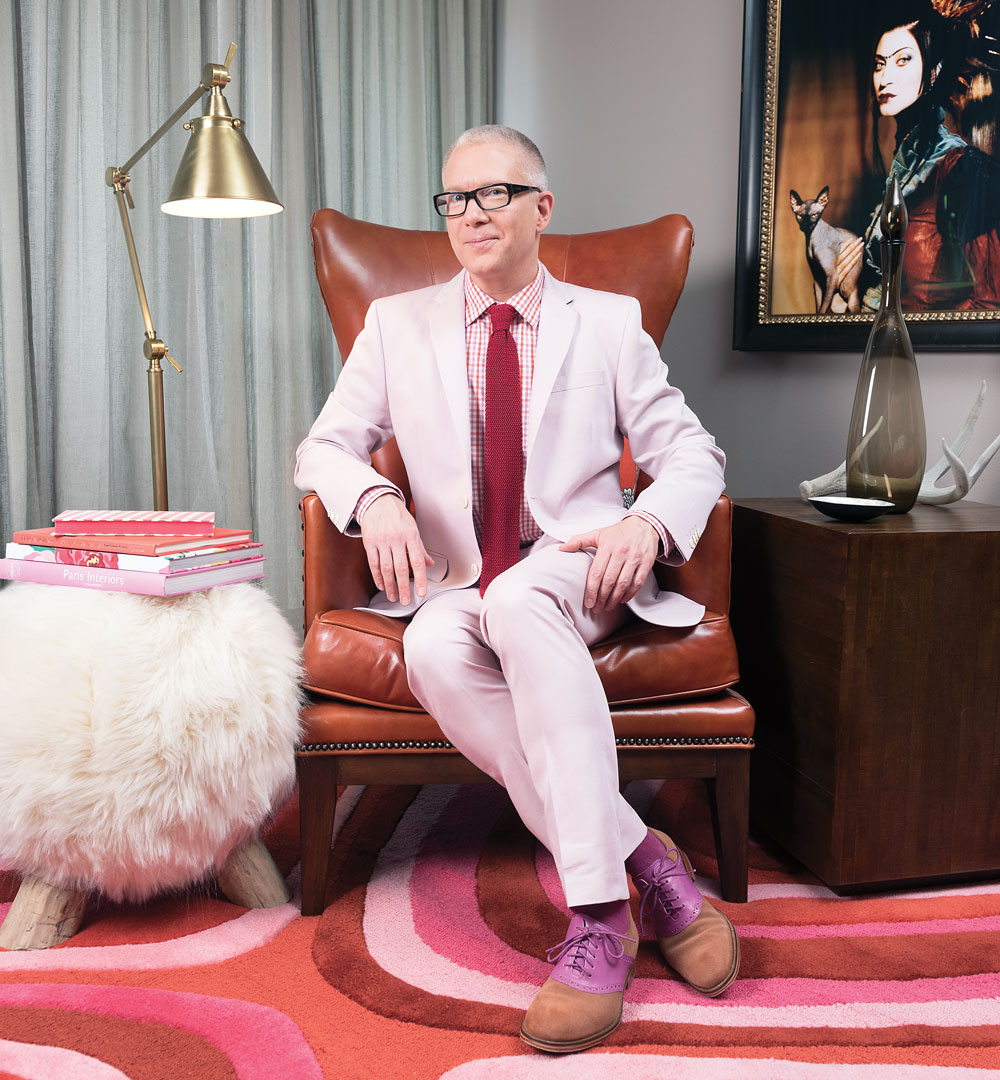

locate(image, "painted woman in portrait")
[[857, 1, 1000, 310]]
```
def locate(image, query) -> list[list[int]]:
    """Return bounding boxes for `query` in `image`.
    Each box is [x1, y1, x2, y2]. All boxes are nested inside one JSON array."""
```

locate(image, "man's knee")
[[480, 569, 567, 645], [403, 613, 443, 672], [402, 606, 473, 682]]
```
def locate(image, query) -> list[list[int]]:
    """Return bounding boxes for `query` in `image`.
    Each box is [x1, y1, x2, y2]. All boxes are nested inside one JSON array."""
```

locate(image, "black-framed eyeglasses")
[[432, 183, 540, 217]]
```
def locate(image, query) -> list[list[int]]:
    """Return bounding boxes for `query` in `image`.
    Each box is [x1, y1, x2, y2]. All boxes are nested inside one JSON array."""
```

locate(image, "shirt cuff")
[[626, 509, 673, 558], [354, 486, 403, 527]]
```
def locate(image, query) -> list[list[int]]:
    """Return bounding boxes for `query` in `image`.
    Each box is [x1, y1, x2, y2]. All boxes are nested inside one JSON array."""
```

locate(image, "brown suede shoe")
[[632, 828, 740, 996], [520, 908, 639, 1053]]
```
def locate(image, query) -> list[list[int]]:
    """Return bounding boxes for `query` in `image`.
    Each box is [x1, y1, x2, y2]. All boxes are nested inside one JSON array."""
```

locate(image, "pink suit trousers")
[[402, 533, 649, 907]]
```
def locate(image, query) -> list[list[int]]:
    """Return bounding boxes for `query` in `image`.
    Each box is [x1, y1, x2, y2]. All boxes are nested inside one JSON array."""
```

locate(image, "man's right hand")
[[360, 493, 434, 606]]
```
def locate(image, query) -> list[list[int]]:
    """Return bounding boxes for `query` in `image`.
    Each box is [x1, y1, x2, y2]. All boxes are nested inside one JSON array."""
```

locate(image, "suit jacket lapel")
[[428, 273, 472, 466], [527, 271, 577, 458]]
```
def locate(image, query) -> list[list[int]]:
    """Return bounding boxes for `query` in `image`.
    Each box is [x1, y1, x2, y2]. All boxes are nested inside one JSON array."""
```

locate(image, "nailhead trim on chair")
[[294, 735, 755, 753], [295, 739, 456, 752]]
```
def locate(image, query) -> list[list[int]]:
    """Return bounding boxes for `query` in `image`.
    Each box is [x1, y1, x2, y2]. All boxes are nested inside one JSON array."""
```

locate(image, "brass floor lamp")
[[106, 43, 281, 511]]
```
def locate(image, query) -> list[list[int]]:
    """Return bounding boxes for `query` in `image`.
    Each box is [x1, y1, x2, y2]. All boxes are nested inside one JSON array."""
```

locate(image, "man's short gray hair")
[[443, 125, 548, 190]]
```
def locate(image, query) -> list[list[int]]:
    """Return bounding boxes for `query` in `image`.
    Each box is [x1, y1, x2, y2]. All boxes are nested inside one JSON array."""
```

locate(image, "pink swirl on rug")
[[732, 882, 1000, 902], [533, 843, 1000, 909], [0, 984, 322, 1079], [534, 839, 1000, 915], [407, 785, 549, 983], [0, 1039, 131, 1080], [622, 993, 1000, 1028], [627, 971, 1000, 1008], [365, 787, 1000, 1015], [0, 902, 297, 971], [441, 1052, 1000, 1079], [363, 786, 538, 1008], [736, 915, 1000, 938]]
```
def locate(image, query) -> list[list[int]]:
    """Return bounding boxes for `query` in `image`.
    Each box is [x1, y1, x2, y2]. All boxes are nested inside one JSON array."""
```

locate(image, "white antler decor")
[[800, 381, 1000, 505]]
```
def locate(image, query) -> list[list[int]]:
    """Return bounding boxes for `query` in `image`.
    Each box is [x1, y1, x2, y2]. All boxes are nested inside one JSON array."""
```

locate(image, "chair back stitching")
[[558, 235, 572, 282], [418, 232, 437, 284]]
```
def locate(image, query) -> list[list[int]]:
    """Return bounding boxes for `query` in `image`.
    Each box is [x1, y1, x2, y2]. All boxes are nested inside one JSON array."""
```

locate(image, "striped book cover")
[[53, 510, 216, 537]]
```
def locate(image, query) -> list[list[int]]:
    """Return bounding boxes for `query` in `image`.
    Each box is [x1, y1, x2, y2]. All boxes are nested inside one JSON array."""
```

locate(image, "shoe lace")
[[545, 921, 636, 979], [636, 849, 694, 936]]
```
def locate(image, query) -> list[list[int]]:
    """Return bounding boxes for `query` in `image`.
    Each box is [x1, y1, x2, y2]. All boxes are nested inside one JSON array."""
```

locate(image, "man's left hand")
[[559, 516, 659, 613]]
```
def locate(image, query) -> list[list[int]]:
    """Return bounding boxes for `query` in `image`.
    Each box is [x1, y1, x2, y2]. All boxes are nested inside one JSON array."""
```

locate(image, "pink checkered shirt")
[[355, 265, 669, 555], [354, 267, 544, 544], [465, 268, 545, 546]]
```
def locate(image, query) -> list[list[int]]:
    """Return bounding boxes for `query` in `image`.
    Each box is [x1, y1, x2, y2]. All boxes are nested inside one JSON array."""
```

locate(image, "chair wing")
[[310, 209, 694, 357], [309, 208, 695, 495]]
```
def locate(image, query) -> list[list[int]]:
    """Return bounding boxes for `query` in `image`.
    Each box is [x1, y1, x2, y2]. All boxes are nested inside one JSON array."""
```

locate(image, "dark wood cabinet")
[[731, 498, 1000, 893]]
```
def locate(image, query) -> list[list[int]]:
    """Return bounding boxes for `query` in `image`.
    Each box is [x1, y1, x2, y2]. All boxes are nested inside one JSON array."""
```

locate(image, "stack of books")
[[0, 510, 265, 596]]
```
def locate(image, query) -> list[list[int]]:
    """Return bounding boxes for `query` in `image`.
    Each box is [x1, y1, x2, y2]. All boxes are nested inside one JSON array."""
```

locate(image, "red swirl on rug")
[[310, 781, 1000, 1068], [2, 779, 999, 1078]]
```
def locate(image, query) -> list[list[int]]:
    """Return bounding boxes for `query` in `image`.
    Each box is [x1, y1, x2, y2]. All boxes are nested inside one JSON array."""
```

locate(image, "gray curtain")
[[0, 0, 494, 625]]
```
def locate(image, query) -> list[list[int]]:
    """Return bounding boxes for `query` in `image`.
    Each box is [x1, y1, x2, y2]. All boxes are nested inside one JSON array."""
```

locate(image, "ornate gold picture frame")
[[734, 0, 1000, 350]]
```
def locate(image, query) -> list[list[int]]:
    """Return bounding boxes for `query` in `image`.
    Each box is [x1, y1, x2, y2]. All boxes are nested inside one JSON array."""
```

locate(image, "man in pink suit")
[[295, 125, 739, 1053]]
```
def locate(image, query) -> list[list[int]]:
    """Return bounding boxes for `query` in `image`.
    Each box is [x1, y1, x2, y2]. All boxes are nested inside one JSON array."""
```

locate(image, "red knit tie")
[[480, 303, 522, 596]]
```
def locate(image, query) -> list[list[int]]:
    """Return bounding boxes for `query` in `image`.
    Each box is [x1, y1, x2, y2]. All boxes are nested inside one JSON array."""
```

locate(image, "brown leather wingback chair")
[[296, 209, 755, 915]]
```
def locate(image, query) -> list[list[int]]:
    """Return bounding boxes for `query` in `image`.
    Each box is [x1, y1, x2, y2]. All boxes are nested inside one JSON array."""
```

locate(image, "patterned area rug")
[[1, 778, 999, 1078]]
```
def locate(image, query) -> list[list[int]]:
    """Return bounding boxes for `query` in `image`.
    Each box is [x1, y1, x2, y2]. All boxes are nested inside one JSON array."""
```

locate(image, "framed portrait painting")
[[734, 0, 1000, 350]]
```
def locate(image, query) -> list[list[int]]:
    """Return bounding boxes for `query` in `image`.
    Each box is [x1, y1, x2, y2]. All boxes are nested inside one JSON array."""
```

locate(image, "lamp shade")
[[161, 113, 282, 218]]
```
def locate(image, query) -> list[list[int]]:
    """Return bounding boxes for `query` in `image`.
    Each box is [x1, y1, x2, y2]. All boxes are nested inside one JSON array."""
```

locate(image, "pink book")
[[53, 510, 216, 537], [5, 540, 263, 575], [0, 555, 265, 596], [12, 526, 251, 555]]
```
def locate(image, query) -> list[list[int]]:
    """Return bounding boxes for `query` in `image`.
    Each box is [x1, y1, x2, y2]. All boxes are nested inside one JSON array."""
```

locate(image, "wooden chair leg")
[[708, 750, 750, 903], [216, 836, 291, 908], [297, 754, 339, 917], [0, 874, 88, 950]]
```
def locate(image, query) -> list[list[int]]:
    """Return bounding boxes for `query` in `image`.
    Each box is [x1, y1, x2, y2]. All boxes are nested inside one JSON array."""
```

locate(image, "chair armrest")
[[654, 494, 732, 615], [300, 493, 375, 633]]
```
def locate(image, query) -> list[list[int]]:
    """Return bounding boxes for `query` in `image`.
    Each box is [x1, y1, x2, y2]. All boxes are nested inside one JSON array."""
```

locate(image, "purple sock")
[[624, 829, 666, 878], [572, 898, 630, 935]]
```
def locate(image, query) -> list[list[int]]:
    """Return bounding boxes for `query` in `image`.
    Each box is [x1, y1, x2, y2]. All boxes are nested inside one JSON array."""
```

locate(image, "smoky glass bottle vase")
[[845, 175, 926, 513]]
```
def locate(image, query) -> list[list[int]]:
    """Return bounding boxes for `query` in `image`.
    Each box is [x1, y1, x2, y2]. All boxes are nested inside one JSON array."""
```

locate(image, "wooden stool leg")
[[297, 754, 339, 917], [216, 836, 291, 908], [0, 875, 88, 950], [709, 750, 750, 904]]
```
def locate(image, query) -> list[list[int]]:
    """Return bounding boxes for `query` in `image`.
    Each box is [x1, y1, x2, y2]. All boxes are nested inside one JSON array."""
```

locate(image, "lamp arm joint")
[[200, 43, 237, 92], [106, 167, 135, 209], [142, 337, 182, 373]]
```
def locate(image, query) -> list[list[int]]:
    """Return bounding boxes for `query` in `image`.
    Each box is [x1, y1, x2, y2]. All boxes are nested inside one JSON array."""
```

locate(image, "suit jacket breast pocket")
[[551, 370, 606, 393]]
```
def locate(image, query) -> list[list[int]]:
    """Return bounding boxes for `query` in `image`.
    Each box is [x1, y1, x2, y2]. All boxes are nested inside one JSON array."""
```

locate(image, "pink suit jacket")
[[294, 266, 726, 627]]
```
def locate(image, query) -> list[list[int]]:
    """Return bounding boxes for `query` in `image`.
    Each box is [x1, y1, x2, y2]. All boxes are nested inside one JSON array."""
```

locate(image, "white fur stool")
[[0, 581, 302, 949]]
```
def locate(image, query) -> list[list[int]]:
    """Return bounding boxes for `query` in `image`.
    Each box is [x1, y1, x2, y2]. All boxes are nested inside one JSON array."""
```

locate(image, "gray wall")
[[497, 0, 1000, 505]]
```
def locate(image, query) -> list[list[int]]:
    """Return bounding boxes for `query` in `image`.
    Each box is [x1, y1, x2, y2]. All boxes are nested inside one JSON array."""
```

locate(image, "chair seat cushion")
[[303, 607, 740, 711], [297, 691, 755, 751]]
